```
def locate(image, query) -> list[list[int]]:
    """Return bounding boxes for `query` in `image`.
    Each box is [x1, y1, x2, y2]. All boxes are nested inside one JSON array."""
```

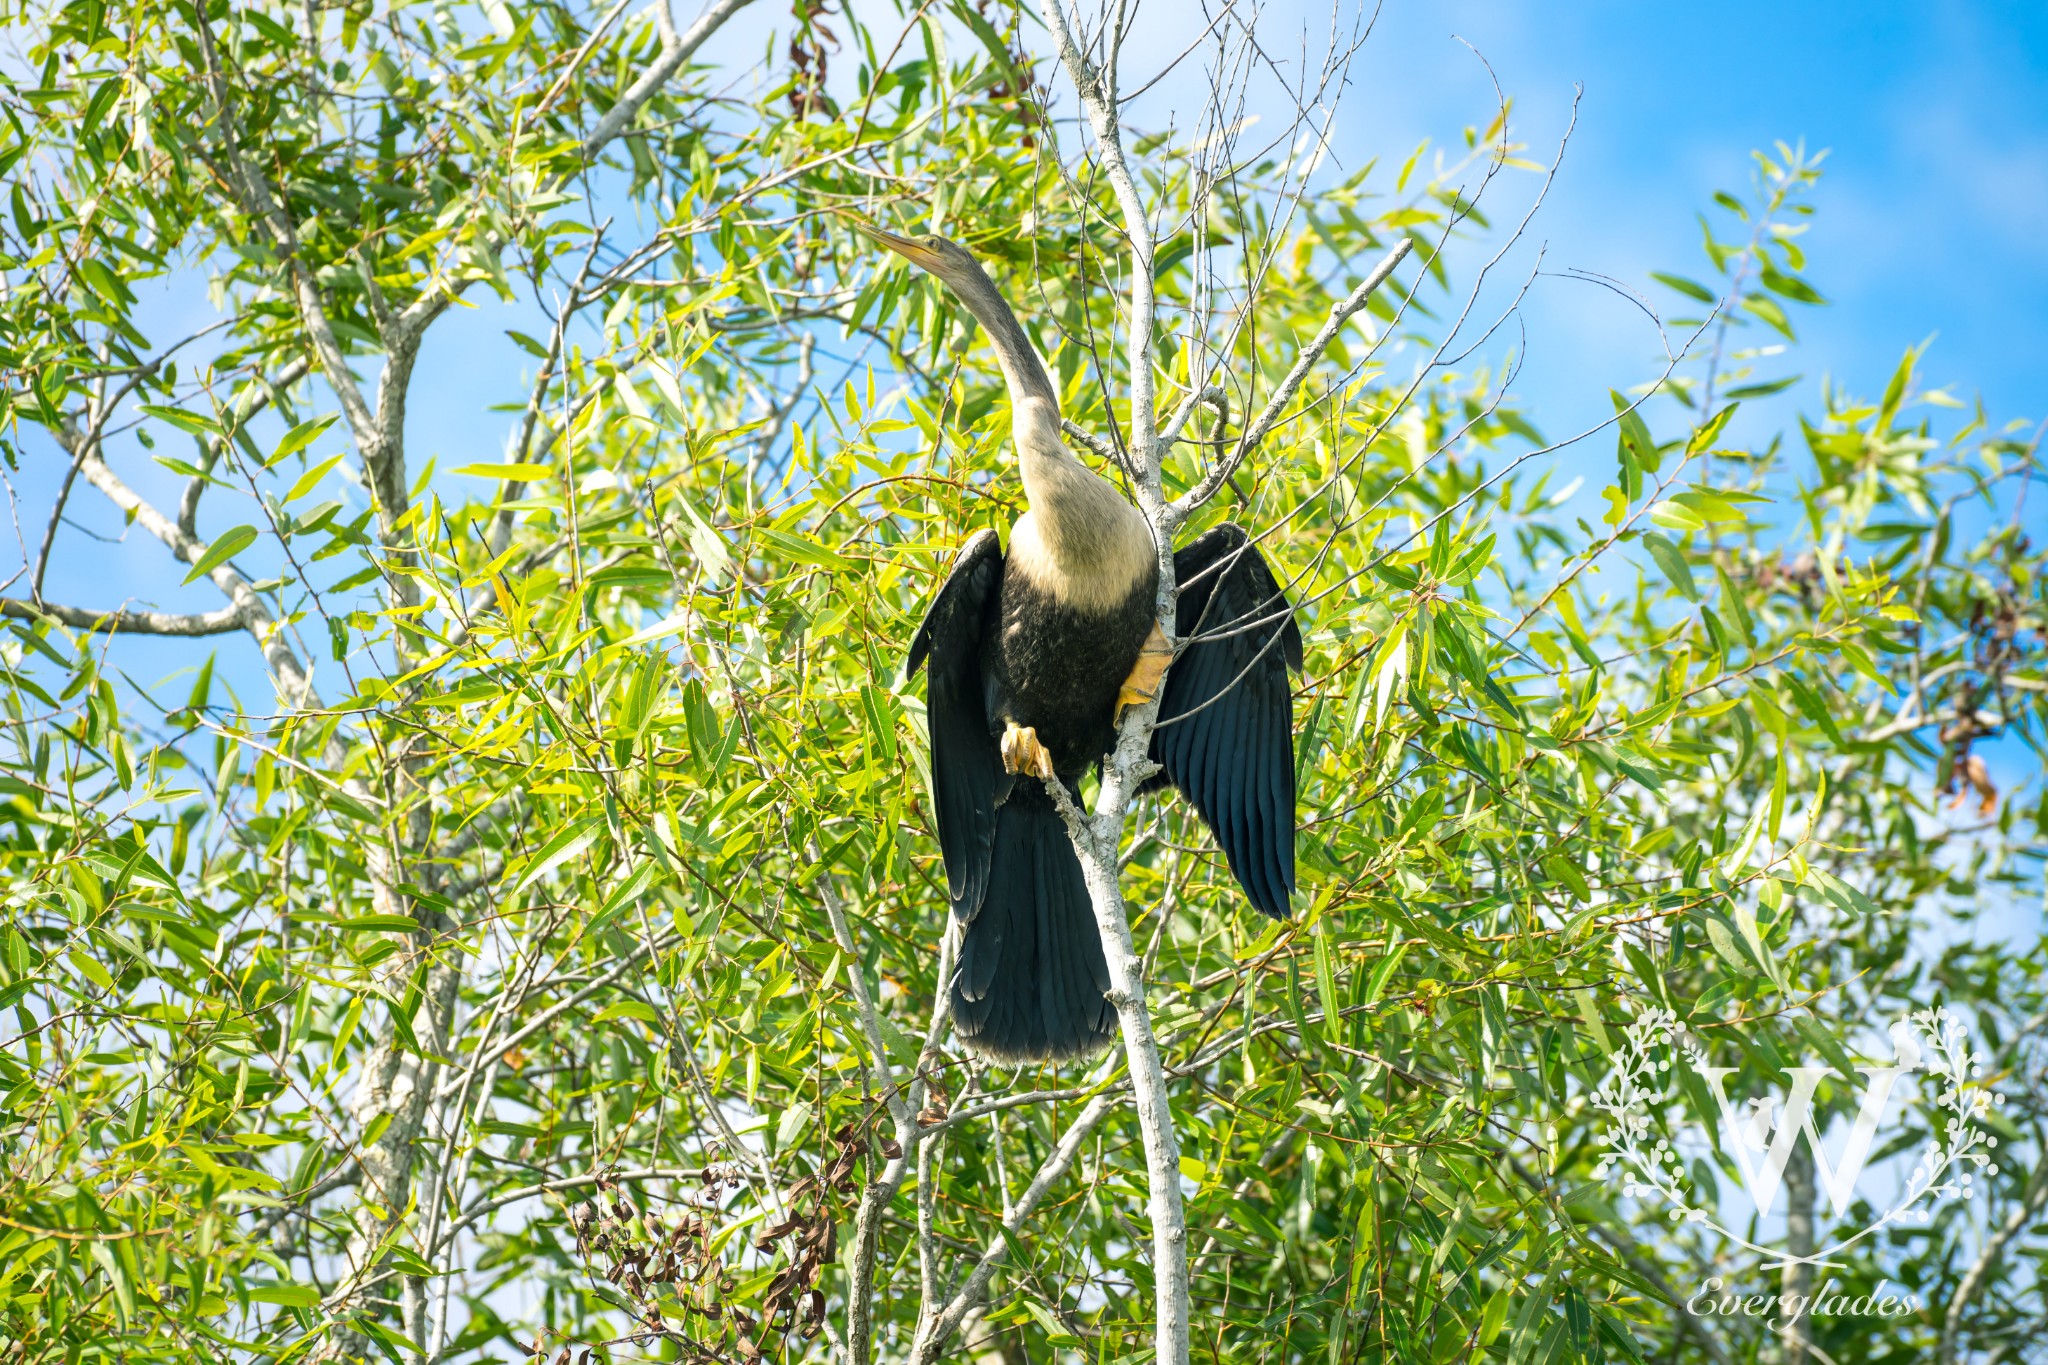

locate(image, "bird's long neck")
[[948, 273, 1151, 596], [1011, 396, 1144, 572]]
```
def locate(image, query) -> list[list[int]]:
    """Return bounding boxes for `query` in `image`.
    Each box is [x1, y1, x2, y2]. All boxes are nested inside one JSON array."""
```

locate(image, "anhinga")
[[861, 223, 1303, 1064]]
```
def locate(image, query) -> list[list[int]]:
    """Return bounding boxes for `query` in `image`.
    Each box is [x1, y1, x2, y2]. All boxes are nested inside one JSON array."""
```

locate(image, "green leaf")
[[1642, 533, 1698, 600], [1363, 942, 1408, 1007], [284, 454, 347, 503], [182, 526, 257, 584], [774, 1098, 814, 1149], [334, 914, 419, 933], [1721, 374, 1801, 400], [757, 526, 856, 572], [1668, 489, 1753, 526], [1312, 919, 1341, 1046], [1685, 402, 1738, 456], [1650, 271, 1716, 303], [1759, 262, 1825, 305], [1879, 346, 1918, 427], [269, 413, 339, 466], [1596, 1310, 1648, 1363], [139, 404, 221, 436], [1702, 915, 1753, 976], [512, 819, 603, 895], [680, 497, 733, 582], [949, 0, 1024, 85], [453, 461, 554, 481], [1612, 391, 1659, 475], [246, 1281, 321, 1308], [859, 684, 901, 767], [591, 999, 661, 1023]]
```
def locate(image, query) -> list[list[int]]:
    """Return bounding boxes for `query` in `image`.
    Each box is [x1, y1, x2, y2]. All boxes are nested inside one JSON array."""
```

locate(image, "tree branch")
[[0, 598, 244, 637], [72, 452, 313, 700], [194, 15, 379, 460], [1045, 773, 1188, 1362], [1029, 8, 1195, 1361], [907, 1090, 1117, 1363], [441, 1166, 711, 1246], [179, 358, 314, 538], [37, 321, 240, 599], [818, 869, 914, 1135], [1060, 417, 1122, 465], [578, 0, 761, 162], [1173, 237, 1410, 516], [1038, 0, 1161, 499], [843, 908, 955, 1365], [1939, 1162, 2048, 1365]]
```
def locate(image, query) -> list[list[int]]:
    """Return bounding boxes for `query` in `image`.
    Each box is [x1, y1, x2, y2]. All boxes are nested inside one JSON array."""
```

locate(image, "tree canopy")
[[0, 1, 2043, 1363]]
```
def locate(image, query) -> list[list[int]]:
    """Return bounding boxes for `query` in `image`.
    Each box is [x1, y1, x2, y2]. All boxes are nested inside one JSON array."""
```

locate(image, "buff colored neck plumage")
[[1003, 395, 1152, 613], [949, 282, 1152, 614]]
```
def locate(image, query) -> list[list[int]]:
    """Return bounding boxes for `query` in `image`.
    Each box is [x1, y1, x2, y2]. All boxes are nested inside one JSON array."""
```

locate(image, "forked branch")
[[906, 1089, 1119, 1362]]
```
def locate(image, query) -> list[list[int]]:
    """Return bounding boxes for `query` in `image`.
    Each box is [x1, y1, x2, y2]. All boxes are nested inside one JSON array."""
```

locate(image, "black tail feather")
[[950, 782, 1116, 1063]]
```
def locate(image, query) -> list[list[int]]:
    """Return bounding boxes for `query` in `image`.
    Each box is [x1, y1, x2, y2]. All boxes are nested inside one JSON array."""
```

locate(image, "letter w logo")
[[1697, 1065, 1908, 1219]]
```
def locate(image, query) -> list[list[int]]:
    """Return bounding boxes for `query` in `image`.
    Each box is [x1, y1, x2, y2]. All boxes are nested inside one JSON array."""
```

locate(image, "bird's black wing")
[[907, 529, 1010, 917], [1150, 524, 1303, 919]]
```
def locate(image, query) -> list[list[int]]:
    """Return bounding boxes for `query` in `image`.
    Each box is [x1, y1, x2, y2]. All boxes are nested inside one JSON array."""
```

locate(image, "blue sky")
[[1326, 0, 2048, 438]]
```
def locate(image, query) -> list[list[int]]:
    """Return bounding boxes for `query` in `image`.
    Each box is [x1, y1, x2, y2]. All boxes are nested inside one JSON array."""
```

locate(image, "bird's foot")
[[1115, 622, 1174, 722], [999, 722, 1058, 781]]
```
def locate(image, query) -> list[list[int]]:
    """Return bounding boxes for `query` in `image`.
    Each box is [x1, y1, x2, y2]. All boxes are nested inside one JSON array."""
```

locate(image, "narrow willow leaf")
[[182, 525, 256, 584]]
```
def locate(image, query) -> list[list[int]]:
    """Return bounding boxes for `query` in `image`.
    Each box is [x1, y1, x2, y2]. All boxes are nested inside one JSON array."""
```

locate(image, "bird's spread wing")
[[1150, 524, 1302, 918], [907, 529, 1009, 916]]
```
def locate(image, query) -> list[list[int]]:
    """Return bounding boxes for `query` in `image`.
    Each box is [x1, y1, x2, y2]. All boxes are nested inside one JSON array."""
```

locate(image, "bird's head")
[[848, 215, 1057, 410], [851, 219, 992, 296]]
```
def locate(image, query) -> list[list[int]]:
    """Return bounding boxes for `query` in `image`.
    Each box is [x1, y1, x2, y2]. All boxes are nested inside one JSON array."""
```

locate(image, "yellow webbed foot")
[[1115, 621, 1174, 722], [999, 722, 1057, 781]]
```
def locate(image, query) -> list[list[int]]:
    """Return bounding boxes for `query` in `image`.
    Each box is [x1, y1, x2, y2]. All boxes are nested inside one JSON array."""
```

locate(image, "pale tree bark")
[[1778, 1144, 1816, 1365], [1028, 0, 1192, 1355], [1938, 1161, 2048, 1365], [821, 867, 955, 1365], [907, 1090, 1120, 1363], [0, 598, 244, 635]]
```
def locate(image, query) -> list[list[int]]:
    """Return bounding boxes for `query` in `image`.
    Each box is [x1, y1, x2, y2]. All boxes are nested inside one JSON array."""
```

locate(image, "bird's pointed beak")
[[850, 216, 947, 273]]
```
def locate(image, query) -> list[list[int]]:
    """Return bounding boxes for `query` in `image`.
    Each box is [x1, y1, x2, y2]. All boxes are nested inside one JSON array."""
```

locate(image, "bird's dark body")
[[910, 523, 1300, 1065], [985, 564, 1159, 778]]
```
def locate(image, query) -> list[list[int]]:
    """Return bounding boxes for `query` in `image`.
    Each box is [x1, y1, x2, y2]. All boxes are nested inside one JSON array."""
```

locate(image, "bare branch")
[[1, 598, 244, 637], [1043, 771, 1187, 1361], [1173, 237, 1412, 516], [442, 1166, 711, 1246], [1038, 0, 1161, 497], [848, 924, 955, 1365], [1939, 1163, 2048, 1365], [818, 869, 913, 1131], [193, 15, 379, 459], [907, 1090, 1118, 1363], [579, 0, 761, 162], [1060, 417, 1122, 466], [37, 324, 233, 599], [179, 358, 315, 538], [74, 452, 314, 701]]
